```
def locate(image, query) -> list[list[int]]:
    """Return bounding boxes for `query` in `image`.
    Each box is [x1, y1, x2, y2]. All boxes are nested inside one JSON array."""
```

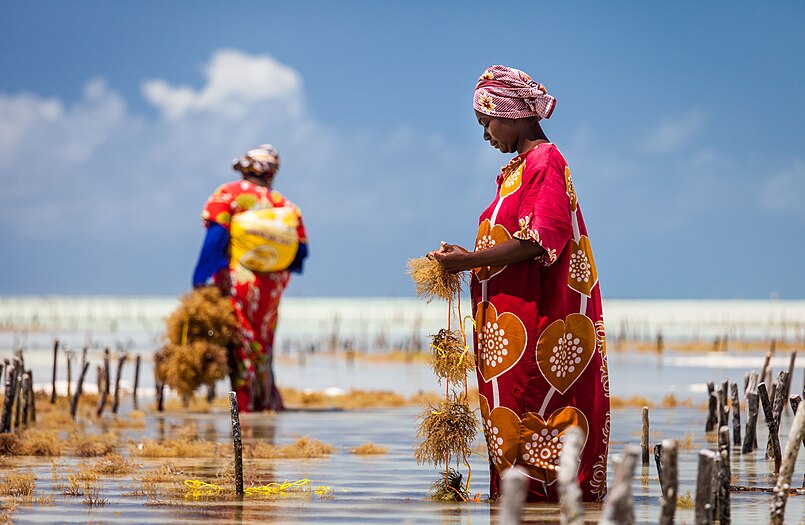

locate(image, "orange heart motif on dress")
[[473, 219, 512, 281], [567, 235, 598, 297], [518, 406, 589, 483], [479, 395, 520, 472], [536, 314, 596, 395], [564, 166, 578, 212], [475, 301, 527, 382], [499, 160, 525, 198]]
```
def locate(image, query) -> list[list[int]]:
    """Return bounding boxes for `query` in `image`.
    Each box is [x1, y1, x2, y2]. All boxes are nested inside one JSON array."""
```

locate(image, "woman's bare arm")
[[430, 238, 545, 273]]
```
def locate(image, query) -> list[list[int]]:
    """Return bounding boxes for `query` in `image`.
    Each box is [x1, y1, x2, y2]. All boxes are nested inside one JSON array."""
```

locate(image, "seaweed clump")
[[414, 393, 476, 466], [429, 468, 469, 502], [407, 256, 461, 303], [429, 329, 475, 384], [155, 287, 239, 403]]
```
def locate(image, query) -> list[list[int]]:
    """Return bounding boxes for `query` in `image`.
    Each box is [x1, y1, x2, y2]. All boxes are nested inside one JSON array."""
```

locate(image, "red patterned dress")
[[471, 143, 610, 502], [202, 180, 307, 411]]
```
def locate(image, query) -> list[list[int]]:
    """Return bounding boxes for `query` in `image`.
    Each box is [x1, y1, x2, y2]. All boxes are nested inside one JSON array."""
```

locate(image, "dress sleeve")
[[512, 156, 573, 266], [201, 184, 236, 230]]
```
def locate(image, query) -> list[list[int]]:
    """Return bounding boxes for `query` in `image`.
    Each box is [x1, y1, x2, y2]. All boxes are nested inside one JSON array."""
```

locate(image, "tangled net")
[[414, 393, 476, 466], [429, 329, 475, 385], [407, 256, 462, 303], [155, 287, 240, 402]]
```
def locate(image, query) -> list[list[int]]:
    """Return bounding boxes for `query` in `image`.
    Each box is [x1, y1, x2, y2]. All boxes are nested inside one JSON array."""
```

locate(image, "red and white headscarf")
[[232, 144, 280, 178], [473, 65, 556, 120]]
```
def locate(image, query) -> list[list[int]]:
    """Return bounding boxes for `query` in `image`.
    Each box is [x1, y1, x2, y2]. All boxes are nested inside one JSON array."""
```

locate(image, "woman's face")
[[475, 110, 520, 154]]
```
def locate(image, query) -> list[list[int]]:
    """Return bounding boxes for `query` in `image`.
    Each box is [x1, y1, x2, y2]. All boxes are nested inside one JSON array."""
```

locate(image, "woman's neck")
[[244, 174, 272, 188], [516, 123, 549, 155]]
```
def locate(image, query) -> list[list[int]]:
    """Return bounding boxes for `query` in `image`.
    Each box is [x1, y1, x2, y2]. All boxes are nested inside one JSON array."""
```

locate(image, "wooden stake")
[[12, 358, 23, 431], [26, 369, 36, 423], [718, 382, 729, 429], [658, 439, 678, 525], [654, 443, 664, 493], [65, 349, 73, 398], [641, 407, 650, 465], [0, 359, 13, 433], [759, 382, 782, 474], [761, 349, 772, 388], [600, 446, 639, 525], [695, 449, 717, 525], [783, 351, 797, 410], [789, 395, 805, 451], [558, 427, 584, 525], [770, 402, 805, 524], [50, 339, 59, 404], [717, 426, 731, 525], [154, 352, 165, 412], [111, 352, 127, 414], [742, 390, 759, 454], [706, 382, 717, 432], [767, 370, 789, 460], [730, 383, 741, 446], [69, 361, 90, 420], [95, 348, 110, 417], [229, 391, 244, 498], [500, 466, 529, 525], [132, 354, 141, 410], [20, 372, 30, 427]]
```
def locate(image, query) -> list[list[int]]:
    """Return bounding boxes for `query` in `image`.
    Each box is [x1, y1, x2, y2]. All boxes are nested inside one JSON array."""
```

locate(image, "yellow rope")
[[183, 478, 332, 499], [181, 317, 189, 347]]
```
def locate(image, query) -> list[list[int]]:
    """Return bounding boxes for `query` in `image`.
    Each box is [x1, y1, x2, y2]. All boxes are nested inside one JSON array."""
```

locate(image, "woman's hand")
[[429, 242, 472, 273]]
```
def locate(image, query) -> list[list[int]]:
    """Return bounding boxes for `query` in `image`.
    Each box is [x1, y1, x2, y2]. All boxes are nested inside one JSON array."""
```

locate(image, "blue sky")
[[1, 1, 803, 298]]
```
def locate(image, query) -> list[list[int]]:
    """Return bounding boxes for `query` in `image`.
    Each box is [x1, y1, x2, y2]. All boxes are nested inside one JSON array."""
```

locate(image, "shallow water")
[[3, 403, 805, 524]]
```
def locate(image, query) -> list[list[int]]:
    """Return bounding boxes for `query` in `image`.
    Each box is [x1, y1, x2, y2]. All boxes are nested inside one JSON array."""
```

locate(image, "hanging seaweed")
[[429, 329, 475, 385], [155, 287, 240, 404], [407, 256, 462, 303]]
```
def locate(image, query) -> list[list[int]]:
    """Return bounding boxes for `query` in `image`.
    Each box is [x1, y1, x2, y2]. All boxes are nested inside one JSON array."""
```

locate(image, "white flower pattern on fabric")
[[480, 321, 509, 367], [549, 333, 585, 378], [522, 428, 565, 470], [569, 248, 592, 283], [476, 234, 496, 251], [483, 416, 507, 467]]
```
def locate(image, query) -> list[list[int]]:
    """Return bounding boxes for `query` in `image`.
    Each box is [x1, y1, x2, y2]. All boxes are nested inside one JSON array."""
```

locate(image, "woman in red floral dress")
[[193, 144, 308, 412], [433, 66, 609, 502]]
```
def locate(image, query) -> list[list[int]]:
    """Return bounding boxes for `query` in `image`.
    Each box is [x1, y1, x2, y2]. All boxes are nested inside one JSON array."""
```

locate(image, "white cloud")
[[142, 49, 303, 120], [643, 111, 705, 154]]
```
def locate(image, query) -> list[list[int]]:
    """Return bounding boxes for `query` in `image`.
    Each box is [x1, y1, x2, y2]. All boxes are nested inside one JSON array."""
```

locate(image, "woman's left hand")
[[429, 242, 471, 274]]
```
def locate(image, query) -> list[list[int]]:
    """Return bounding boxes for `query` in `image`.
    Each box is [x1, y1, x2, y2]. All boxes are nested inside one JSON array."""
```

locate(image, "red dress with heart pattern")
[[470, 143, 609, 502]]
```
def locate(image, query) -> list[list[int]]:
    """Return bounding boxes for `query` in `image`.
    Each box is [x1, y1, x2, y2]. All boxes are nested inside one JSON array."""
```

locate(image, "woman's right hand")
[[429, 242, 472, 273]]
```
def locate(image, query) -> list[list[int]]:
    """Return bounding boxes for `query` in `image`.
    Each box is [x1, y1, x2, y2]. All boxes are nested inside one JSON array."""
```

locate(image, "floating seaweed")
[[407, 256, 462, 303], [429, 468, 469, 502], [350, 442, 388, 455], [414, 393, 476, 467], [429, 329, 475, 385]]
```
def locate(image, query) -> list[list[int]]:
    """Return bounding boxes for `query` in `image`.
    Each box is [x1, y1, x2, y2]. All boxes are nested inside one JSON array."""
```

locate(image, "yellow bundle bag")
[[229, 207, 299, 273]]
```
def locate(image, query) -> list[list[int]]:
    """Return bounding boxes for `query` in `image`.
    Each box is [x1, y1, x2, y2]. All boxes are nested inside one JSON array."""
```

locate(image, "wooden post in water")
[[717, 426, 731, 525], [65, 349, 73, 398], [770, 402, 805, 525], [26, 370, 35, 423], [706, 382, 717, 432], [730, 383, 741, 446], [641, 407, 650, 465], [718, 382, 729, 429], [50, 339, 59, 404], [0, 359, 13, 433], [111, 352, 127, 414], [695, 449, 717, 525], [783, 351, 797, 411], [767, 371, 789, 460], [761, 348, 772, 387], [654, 443, 664, 493], [658, 439, 678, 525], [789, 395, 805, 451], [96, 348, 110, 417], [558, 427, 584, 525], [132, 354, 141, 410], [758, 382, 782, 473], [228, 391, 244, 498], [743, 390, 759, 454], [500, 467, 529, 525], [154, 352, 165, 412], [20, 372, 30, 427], [600, 446, 639, 525], [12, 357, 23, 431], [69, 361, 90, 420]]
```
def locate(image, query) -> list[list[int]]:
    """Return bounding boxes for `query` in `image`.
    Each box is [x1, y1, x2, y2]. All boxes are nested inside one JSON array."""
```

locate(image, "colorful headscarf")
[[232, 144, 280, 178], [473, 65, 556, 120]]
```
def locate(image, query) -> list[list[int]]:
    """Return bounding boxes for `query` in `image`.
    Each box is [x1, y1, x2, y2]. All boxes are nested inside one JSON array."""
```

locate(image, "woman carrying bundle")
[[193, 144, 308, 412], [432, 66, 609, 502]]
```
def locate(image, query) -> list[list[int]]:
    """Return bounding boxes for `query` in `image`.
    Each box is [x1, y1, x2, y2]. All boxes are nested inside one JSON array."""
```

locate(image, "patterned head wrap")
[[232, 144, 280, 178], [473, 65, 556, 120]]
